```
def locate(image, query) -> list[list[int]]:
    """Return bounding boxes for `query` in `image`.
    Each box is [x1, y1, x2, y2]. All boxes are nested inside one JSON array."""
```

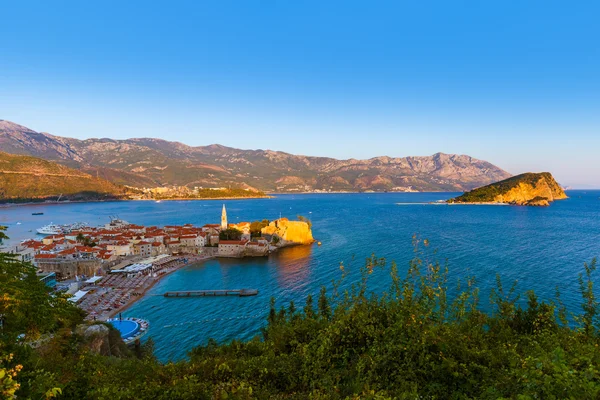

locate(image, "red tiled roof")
[[35, 254, 57, 259], [75, 246, 98, 253], [58, 248, 77, 255]]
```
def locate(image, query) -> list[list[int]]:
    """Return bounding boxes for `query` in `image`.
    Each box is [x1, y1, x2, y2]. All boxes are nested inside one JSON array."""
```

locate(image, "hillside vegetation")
[[449, 172, 567, 206], [3, 240, 600, 399], [1, 120, 512, 192], [0, 151, 130, 202]]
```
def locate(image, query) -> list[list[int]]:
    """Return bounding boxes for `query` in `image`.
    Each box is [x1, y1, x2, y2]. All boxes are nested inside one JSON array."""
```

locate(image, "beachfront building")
[[208, 234, 219, 246], [133, 241, 152, 257], [106, 241, 133, 256], [166, 238, 181, 252], [151, 241, 167, 256], [218, 240, 248, 257], [180, 234, 206, 248], [0, 243, 35, 262], [246, 241, 269, 256]]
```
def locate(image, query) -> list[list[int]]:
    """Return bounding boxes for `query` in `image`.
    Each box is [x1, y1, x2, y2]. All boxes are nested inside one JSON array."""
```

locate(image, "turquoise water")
[[2, 192, 600, 360]]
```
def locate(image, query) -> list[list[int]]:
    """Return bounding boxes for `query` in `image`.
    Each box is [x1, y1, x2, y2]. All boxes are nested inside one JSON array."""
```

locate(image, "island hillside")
[[449, 172, 568, 206]]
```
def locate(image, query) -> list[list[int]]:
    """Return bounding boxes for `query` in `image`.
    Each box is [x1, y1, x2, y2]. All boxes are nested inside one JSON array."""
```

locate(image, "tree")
[[219, 228, 242, 241], [304, 294, 315, 318], [0, 253, 83, 341], [0, 354, 22, 399], [297, 215, 312, 229], [250, 220, 270, 238], [0, 226, 8, 243], [317, 286, 331, 320]]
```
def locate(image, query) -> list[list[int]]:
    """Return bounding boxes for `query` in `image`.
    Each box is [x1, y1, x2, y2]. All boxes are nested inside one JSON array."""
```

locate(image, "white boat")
[[36, 223, 63, 235], [104, 217, 130, 230]]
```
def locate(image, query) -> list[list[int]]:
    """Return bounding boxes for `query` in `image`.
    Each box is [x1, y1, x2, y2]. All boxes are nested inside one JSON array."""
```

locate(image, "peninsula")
[[448, 172, 568, 206], [7, 206, 313, 319]]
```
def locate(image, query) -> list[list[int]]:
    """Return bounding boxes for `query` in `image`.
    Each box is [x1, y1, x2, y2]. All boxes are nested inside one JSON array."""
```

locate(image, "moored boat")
[[36, 223, 63, 235]]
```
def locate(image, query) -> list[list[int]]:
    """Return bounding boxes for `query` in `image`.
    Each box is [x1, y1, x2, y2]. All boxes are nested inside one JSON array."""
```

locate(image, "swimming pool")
[[109, 319, 140, 339]]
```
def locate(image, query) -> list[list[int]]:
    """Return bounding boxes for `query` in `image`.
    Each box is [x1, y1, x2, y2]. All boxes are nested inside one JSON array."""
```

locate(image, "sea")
[[1, 192, 599, 361]]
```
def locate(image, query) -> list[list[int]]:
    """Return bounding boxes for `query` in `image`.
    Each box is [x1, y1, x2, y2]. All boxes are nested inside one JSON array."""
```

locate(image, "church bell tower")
[[221, 204, 228, 230]]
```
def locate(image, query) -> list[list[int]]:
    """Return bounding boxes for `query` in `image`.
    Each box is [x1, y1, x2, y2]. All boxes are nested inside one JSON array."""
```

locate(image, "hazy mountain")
[[0, 120, 511, 192]]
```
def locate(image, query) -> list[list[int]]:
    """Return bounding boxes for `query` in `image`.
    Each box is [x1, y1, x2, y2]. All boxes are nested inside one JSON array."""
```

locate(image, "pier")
[[163, 289, 258, 297]]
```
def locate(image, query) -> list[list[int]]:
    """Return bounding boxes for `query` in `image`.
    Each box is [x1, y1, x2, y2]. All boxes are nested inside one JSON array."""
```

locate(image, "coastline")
[[445, 202, 510, 206], [134, 195, 273, 202], [106, 254, 215, 319], [0, 195, 272, 208]]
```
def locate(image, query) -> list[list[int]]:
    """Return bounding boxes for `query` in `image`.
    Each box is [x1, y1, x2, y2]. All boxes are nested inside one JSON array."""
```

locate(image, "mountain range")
[[0, 120, 511, 192]]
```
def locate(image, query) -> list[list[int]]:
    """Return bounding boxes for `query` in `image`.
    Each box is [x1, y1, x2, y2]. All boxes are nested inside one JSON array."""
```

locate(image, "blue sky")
[[1, 1, 599, 187]]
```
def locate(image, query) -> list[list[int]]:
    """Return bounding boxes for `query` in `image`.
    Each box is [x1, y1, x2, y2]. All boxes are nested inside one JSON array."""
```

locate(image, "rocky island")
[[448, 172, 568, 206], [261, 217, 315, 246]]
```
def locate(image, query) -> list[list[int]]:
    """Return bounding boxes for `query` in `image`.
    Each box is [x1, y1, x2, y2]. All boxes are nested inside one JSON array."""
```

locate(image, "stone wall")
[[37, 259, 103, 278]]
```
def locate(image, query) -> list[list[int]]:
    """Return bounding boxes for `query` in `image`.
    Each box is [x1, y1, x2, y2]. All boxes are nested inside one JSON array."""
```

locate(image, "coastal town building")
[[0, 243, 35, 262], [218, 240, 248, 257], [133, 241, 152, 257]]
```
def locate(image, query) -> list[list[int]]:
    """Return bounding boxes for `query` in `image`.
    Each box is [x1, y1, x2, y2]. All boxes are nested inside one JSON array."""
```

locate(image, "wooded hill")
[[0, 151, 131, 202]]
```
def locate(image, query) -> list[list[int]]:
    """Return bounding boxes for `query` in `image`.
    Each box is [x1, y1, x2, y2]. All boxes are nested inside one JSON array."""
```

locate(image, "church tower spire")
[[221, 204, 228, 230]]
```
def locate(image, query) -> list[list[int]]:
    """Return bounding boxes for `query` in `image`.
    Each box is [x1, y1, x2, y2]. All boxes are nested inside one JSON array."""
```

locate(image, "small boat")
[[317, 241, 322, 246], [32, 212, 44, 215], [16, 222, 21, 225]]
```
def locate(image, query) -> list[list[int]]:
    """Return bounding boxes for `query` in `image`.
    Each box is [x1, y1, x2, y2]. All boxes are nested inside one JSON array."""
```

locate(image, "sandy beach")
[[78, 255, 215, 321]]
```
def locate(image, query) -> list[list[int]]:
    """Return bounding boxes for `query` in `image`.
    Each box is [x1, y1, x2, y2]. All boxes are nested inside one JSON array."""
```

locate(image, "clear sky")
[[1, 1, 599, 187]]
